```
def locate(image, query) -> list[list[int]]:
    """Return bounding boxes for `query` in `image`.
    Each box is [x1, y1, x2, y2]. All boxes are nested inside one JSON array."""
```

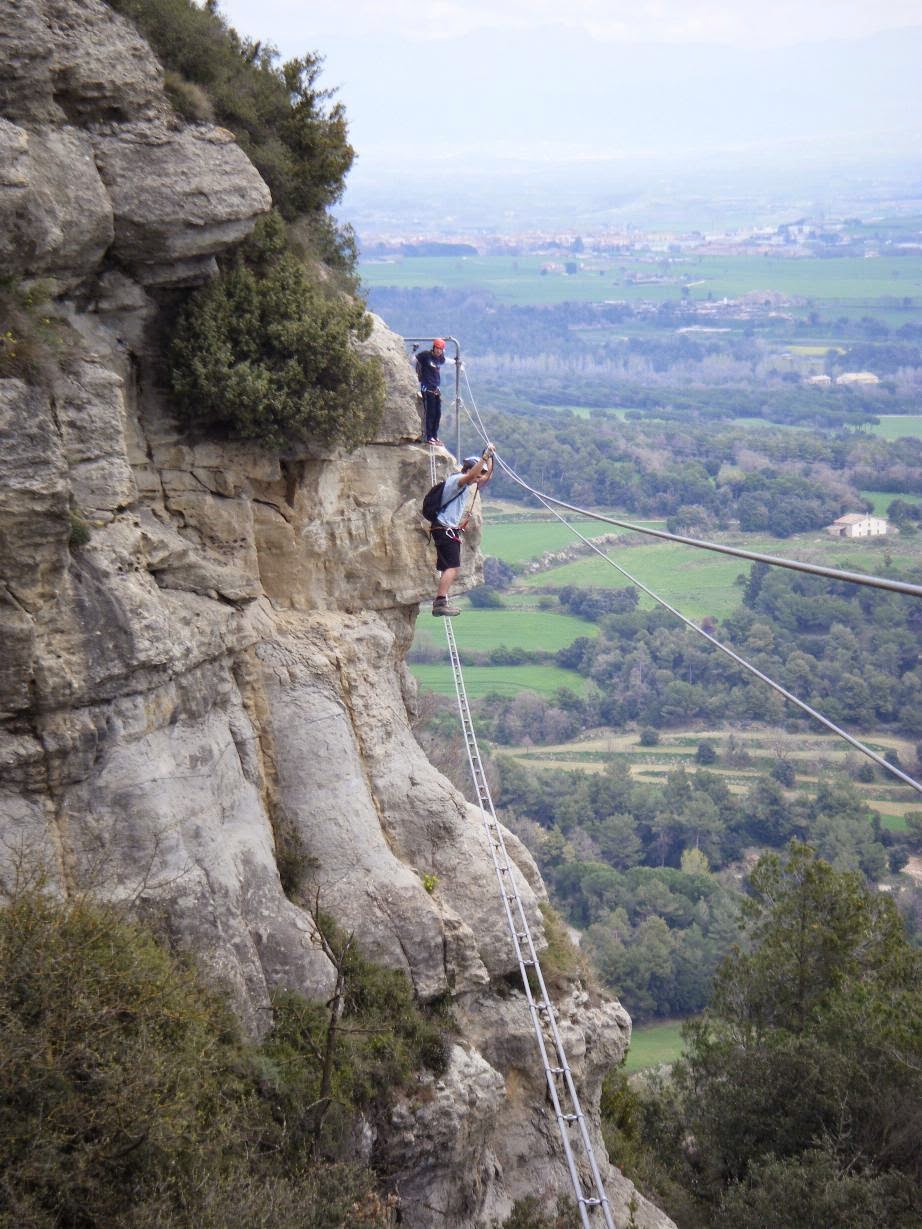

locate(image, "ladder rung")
[[445, 620, 613, 1221]]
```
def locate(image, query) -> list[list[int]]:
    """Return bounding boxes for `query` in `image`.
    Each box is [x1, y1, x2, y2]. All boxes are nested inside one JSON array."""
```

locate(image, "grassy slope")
[[623, 1019, 687, 1073], [481, 519, 625, 563], [410, 662, 588, 698], [414, 608, 598, 655], [861, 489, 922, 514], [519, 540, 750, 621], [866, 415, 922, 441]]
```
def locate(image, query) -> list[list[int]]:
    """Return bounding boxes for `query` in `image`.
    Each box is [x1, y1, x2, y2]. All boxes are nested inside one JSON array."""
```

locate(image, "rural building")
[[806, 374, 832, 386], [835, 371, 880, 386], [826, 514, 888, 538]]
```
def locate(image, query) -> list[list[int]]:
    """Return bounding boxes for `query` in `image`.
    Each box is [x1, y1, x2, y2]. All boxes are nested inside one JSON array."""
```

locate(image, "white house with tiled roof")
[[826, 513, 888, 538]]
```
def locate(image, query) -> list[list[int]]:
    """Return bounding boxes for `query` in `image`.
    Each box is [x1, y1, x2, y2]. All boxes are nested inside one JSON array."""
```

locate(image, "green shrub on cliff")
[[0, 886, 447, 1226], [106, 0, 354, 256], [0, 279, 69, 384], [167, 213, 384, 450]]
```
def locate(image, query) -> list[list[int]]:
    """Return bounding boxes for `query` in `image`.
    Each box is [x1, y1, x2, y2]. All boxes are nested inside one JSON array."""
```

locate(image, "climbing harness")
[[443, 616, 616, 1228]]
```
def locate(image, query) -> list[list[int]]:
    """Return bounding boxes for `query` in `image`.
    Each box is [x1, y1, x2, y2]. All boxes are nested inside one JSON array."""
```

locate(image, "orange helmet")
[[432, 338, 445, 350]]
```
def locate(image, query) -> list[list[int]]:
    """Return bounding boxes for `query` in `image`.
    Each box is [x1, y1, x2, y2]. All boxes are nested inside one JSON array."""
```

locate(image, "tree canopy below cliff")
[[602, 843, 922, 1227]]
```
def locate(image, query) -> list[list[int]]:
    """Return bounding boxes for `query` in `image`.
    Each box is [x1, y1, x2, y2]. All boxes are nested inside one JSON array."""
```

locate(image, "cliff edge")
[[0, 3, 673, 1224]]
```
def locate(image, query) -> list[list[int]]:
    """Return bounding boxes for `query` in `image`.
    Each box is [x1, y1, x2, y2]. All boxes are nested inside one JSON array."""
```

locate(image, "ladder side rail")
[[477, 795, 616, 1227], [440, 678, 614, 1225], [444, 620, 614, 1227], [525, 932, 617, 1225], [444, 622, 595, 1229]]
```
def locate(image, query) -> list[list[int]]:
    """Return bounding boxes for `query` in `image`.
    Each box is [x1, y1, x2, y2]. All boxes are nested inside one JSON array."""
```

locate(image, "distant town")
[[362, 212, 922, 265]]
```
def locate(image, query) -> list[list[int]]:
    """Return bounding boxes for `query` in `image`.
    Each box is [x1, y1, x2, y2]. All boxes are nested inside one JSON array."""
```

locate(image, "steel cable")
[[458, 370, 922, 797]]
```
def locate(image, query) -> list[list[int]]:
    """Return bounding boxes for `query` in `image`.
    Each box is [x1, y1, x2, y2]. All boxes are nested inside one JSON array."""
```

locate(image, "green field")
[[523, 404, 638, 420], [410, 662, 587, 698], [520, 540, 749, 621], [513, 524, 922, 622], [414, 608, 598, 655], [860, 489, 922, 514], [361, 252, 922, 314], [623, 1019, 687, 1073], [482, 519, 624, 563], [866, 415, 922, 442]]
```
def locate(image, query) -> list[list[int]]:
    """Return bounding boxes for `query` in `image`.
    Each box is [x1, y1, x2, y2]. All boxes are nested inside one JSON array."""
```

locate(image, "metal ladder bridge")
[[443, 615, 617, 1228]]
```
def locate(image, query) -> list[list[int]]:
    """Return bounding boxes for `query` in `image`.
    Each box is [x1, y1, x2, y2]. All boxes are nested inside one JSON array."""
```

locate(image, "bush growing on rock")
[[168, 214, 385, 450], [494, 1194, 578, 1228], [0, 886, 448, 1226], [0, 279, 70, 385]]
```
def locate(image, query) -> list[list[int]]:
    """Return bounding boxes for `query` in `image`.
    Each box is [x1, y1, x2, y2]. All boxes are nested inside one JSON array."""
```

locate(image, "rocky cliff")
[[0, 3, 673, 1225]]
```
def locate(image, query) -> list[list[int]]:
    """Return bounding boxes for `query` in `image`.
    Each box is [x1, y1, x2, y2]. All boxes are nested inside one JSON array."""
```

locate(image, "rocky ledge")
[[0, 2, 673, 1225]]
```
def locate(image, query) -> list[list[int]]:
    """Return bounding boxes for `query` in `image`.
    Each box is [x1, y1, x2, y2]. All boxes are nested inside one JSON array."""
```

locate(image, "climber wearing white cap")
[[429, 446, 494, 617]]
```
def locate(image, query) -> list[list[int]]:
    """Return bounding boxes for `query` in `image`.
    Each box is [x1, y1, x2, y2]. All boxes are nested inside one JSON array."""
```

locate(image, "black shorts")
[[432, 526, 461, 571]]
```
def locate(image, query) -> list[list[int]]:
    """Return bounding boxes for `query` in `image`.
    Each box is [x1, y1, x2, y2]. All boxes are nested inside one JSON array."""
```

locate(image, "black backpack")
[[421, 480, 450, 525]]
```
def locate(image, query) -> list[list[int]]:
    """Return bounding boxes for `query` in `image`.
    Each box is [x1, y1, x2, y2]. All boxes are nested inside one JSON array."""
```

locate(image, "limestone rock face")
[[0, 0, 166, 124], [0, 0, 269, 290], [93, 123, 272, 281], [0, 3, 673, 1225], [0, 117, 115, 285]]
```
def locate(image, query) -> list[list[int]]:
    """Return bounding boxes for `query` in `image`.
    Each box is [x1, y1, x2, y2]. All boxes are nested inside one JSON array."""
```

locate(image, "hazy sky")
[[220, 0, 922, 217], [222, 0, 922, 48]]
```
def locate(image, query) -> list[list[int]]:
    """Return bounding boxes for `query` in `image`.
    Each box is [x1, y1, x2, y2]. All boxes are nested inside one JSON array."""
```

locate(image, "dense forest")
[[492, 746, 922, 1023], [601, 843, 922, 1227], [457, 407, 922, 532], [370, 285, 922, 427]]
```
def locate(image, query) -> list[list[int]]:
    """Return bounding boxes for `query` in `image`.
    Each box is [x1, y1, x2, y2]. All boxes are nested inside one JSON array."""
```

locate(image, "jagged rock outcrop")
[[0, 3, 674, 1225]]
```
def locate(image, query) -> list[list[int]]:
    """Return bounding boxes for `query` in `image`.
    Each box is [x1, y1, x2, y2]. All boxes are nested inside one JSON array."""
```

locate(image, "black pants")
[[432, 526, 461, 571], [422, 389, 441, 441]]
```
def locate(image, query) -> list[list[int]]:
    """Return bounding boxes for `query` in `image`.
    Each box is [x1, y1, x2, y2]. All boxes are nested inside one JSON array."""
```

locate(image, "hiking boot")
[[432, 598, 460, 617], [428, 437, 444, 447]]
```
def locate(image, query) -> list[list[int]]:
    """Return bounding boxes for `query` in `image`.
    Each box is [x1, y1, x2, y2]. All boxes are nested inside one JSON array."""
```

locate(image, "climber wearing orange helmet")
[[415, 337, 447, 446]]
